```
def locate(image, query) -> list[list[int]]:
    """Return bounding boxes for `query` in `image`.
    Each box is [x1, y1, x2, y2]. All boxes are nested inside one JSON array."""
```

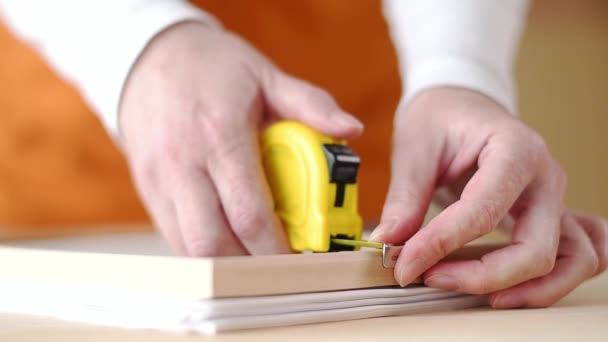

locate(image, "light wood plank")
[[212, 250, 395, 297], [0, 244, 503, 299]]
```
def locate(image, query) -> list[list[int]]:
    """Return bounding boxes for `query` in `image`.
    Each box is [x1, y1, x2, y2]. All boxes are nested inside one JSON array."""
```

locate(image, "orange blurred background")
[[0, 0, 606, 239]]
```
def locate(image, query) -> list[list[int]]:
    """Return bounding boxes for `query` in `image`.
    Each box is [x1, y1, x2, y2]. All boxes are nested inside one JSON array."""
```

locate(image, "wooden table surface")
[[2, 270, 606, 341]]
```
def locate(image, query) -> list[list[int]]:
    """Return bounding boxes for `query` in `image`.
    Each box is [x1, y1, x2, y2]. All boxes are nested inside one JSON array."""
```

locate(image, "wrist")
[[402, 58, 518, 117], [402, 86, 510, 117]]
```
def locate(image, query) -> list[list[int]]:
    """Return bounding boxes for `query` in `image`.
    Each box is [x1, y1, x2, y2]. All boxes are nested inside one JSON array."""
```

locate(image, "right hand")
[[119, 22, 363, 256], [370, 87, 606, 307]]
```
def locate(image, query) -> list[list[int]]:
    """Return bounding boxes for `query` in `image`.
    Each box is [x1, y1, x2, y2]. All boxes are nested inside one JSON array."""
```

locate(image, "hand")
[[370, 87, 606, 307], [486, 210, 606, 308], [119, 23, 363, 256]]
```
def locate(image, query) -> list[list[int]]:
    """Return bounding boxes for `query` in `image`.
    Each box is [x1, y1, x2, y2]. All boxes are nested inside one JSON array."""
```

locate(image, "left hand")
[[370, 87, 607, 308], [118, 23, 363, 257]]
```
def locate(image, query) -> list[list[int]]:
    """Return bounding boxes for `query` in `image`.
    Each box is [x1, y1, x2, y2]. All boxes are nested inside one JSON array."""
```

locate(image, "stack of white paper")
[[0, 279, 484, 335]]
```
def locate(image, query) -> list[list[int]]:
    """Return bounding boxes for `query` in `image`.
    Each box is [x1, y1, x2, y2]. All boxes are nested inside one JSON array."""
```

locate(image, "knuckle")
[[502, 159, 528, 192], [428, 233, 456, 260], [183, 106, 245, 169], [302, 83, 336, 110], [473, 201, 500, 235], [475, 214, 496, 237], [204, 129, 252, 174], [196, 123, 222, 149], [465, 271, 492, 294], [155, 133, 183, 166], [463, 260, 494, 294], [530, 248, 556, 277], [510, 127, 548, 171], [195, 107, 238, 141], [526, 130, 549, 159], [231, 208, 268, 240], [155, 130, 206, 172], [206, 136, 249, 174], [581, 247, 600, 278]]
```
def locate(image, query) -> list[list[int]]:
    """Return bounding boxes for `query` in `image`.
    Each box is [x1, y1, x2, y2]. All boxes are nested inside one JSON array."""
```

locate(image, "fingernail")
[[396, 257, 424, 287], [424, 274, 459, 291], [369, 218, 399, 242], [333, 112, 363, 130], [491, 294, 522, 309]]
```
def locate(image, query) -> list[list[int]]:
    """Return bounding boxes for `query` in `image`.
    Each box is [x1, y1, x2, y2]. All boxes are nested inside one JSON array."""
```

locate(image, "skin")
[[370, 87, 607, 308], [119, 22, 607, 307], [119, 23, 363, 256]]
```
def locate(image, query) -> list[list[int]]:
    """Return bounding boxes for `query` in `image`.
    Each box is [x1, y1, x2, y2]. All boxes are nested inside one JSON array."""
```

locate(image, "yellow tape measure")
[[262, 121, 363, 252]]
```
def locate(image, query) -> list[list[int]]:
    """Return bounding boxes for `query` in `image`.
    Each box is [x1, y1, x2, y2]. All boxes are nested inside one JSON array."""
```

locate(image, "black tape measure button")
[[322, 144, 360, 207]]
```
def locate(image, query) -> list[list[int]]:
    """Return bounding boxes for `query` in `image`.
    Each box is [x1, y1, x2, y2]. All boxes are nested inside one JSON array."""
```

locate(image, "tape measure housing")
[[262, 121, 363, 252]]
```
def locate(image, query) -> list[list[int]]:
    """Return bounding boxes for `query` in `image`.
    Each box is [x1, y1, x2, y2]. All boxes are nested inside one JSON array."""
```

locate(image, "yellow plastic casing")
[[261, 121, 363, 252]]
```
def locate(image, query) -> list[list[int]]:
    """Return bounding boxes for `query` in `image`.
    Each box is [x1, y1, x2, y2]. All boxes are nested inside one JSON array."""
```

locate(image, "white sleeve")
[[383, 0, 529, 114], [0, 0, 222, 137]]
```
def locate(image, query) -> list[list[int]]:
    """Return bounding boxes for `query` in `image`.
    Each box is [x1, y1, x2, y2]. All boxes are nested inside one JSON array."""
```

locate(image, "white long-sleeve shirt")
[[0, 0, 528, 137]]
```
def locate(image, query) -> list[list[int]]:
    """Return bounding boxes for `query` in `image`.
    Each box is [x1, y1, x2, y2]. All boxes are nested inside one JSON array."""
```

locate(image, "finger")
[[131, 173, 188, 256], [149, 198, 188, 256], [423, 188, 562, 293], [488, 214, 599, 308], [261, 71, 364, 139], [207, 129, 292, 255], [433, 167, 518, 235], [422, 157, 563, 293], [368, 117, 443, 244], [171, 169, 247, 257], [394, 134, 543, 286], [572, 211, 608, 276]]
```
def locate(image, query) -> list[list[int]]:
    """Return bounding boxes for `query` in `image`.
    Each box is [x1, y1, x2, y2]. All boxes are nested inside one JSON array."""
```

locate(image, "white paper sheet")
[[0, 280, 485, 334]]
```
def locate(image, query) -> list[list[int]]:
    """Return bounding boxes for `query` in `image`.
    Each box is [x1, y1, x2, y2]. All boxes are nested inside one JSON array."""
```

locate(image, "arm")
[[0, 0, 221, 136], [384, 0, 529, 114], [0, 1, 363, 256]]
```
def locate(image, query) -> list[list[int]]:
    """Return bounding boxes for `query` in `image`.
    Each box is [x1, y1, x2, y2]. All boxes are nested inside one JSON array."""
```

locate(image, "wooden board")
[[0, 244, 502, 299]]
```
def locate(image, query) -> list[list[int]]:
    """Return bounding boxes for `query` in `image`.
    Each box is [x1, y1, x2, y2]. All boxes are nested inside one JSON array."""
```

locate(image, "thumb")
[[261, 71, 363, 139], [369, 117, 442, 244]]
